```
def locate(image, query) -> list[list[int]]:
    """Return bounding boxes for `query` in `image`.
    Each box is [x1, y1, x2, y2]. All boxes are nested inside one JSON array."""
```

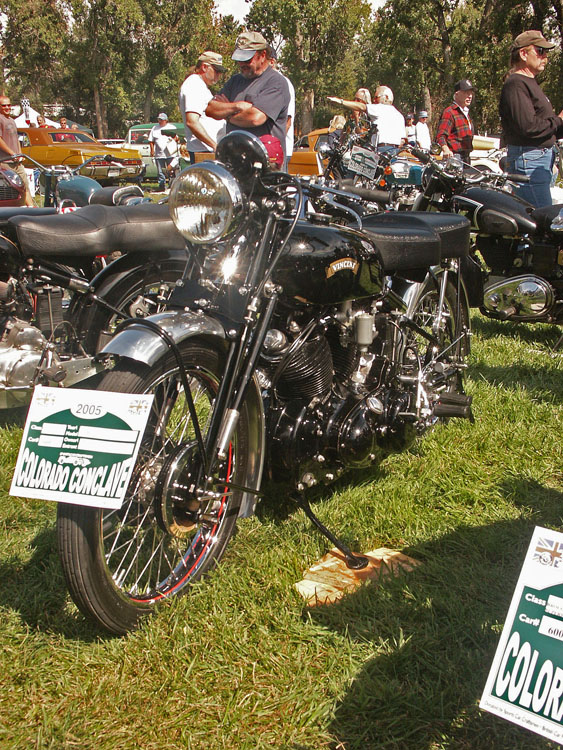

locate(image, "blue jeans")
[[155, 157, 172, 189], [507, 145, 555, 208]]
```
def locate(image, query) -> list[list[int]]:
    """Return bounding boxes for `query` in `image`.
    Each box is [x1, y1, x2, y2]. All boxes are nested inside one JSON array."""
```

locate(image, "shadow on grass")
[[307, 479, 563, 749], [471, 316, 562, 350], [0, 525, 107, 641], [467, 357, 563, 405]]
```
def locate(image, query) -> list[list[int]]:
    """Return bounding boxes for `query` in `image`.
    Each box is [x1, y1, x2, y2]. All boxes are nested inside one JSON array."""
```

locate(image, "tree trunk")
[[93, 85, 107, 139], [301, 88, 314, 135], [433, 0, 453, 90], [143, 80, 154, 123]]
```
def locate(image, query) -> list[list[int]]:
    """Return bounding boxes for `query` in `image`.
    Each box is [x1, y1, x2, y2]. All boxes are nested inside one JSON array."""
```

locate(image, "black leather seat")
[[361, 212, 469, 272], [8, 203, 188, 258], [0, 207, 58, 241], [532, 203, 563, 234]]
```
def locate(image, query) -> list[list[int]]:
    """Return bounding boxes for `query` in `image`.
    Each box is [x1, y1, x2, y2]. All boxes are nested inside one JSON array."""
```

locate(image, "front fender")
[[101, 308, 226, 366], [101, 309, 265, 518]]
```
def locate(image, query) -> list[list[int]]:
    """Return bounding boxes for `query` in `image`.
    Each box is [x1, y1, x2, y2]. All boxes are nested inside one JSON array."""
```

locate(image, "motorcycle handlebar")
[[409, 146, 432, 164], [505, 173, 530, 184], [337, 180, 391, 205]]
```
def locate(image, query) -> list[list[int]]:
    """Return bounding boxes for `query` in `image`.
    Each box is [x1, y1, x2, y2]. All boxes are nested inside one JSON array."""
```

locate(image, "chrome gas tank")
[[272, 220, 384, 304], [456, 186, 536, 236]]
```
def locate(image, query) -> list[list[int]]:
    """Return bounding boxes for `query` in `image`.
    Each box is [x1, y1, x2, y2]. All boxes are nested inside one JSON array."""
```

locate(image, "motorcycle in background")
[[316, 118, 424, 209], [55, 130, 473, 634], [410, 147, 563, 333], [0, 201, 191, 412]]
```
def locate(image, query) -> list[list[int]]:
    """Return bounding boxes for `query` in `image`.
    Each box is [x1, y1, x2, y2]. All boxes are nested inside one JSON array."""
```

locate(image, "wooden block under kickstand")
[[295, 547, 421, 606]]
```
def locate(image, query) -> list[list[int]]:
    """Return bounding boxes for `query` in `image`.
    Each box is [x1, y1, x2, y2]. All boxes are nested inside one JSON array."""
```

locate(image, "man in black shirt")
[[500, 29, 563, 207]]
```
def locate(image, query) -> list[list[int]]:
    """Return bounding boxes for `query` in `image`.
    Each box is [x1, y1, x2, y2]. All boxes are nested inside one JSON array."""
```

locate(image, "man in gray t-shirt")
[[206, 31, 290, 158]]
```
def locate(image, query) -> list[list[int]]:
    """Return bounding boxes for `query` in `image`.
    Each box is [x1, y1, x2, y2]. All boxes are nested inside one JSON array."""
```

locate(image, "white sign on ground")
[[10, 386, 153, 510], [481, 525, 563, 744]]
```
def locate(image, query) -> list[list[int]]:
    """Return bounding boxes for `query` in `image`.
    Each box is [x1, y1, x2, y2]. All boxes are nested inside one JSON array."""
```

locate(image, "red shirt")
[[436, 103, 473, 154]]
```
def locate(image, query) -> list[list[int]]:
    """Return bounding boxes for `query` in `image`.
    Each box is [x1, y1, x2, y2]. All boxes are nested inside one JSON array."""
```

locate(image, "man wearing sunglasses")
[[500, 30, 563, 207]]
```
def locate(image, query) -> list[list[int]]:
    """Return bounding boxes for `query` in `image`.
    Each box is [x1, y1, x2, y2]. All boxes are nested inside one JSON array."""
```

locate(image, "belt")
[[378, 143, 399, 147]]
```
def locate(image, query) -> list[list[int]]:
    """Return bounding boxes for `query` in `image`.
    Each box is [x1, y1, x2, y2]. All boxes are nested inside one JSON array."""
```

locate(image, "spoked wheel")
[[57, 341, 251, 634], [76, 257, 189, 353], [405, 273, 470, 402]]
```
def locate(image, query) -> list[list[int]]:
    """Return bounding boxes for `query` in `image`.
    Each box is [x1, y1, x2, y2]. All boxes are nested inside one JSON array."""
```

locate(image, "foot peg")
[[433, 392, 473, 419]]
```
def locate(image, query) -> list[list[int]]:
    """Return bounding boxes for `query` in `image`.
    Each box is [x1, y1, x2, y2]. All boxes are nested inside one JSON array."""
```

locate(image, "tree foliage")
[[0, 0, 562, 139]]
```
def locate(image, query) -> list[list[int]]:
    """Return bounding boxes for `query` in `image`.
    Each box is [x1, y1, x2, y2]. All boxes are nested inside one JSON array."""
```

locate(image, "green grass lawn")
[[0, 314, 562, 749]]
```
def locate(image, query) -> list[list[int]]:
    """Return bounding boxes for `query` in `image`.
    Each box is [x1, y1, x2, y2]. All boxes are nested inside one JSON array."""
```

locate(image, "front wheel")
[[57, 340, 251, 634]]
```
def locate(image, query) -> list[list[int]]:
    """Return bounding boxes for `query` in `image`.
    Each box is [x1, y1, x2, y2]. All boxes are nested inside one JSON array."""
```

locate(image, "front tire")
[[57, 340, 250, 634]]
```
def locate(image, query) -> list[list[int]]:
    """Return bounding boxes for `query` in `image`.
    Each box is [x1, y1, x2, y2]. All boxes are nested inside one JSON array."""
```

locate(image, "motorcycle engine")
[[263, 307, 416, 488]]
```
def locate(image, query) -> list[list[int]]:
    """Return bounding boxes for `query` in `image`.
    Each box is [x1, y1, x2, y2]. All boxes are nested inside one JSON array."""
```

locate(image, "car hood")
[[58, 146, 142, 164]]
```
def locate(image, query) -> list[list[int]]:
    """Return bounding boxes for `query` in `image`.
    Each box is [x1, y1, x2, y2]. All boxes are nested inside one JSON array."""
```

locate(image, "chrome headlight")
[[169, 162, 244, 244]]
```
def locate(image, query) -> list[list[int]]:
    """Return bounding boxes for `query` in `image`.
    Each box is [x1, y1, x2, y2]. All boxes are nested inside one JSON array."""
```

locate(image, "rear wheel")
[[76, 257, 189, 353], [405, 272, 470, 406], [57, 341, 250, 634]]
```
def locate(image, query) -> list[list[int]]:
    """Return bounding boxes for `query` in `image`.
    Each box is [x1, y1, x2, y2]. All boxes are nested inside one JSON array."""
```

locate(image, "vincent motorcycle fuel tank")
[[273, 220, 384, 304], [457, 186, 537, 236]]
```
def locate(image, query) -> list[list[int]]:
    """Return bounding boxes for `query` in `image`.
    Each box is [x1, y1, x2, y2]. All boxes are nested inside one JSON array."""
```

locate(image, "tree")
[[246, 0, 372, 135], [0, 0, 68, 105]]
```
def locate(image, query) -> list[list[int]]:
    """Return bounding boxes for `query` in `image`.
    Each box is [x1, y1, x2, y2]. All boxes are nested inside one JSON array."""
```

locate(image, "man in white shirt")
[[148, 113, 173, 191], [179, 51, 226, 164], [269, 47, 295, 170], [327, 85, 406, 152], [415, 110, 432, 150]]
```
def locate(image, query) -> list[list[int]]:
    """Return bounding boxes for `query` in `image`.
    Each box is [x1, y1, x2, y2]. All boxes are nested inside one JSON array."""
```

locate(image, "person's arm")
[[185, 112, 217, 149], [327, 96, 366, 113], [436, 109, 453, 156], [206, 95, 252, 121]]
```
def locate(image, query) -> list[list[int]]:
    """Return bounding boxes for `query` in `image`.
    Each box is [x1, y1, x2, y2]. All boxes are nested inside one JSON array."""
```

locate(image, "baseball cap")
[[232, 31, 268, 62], [157, 112, 168, 120], [511, 30, 556, 50], [259, 134, 283, 168], [418, 110, 428, 118], [454, 79, 474, 91], [197, 51, 226, 72]]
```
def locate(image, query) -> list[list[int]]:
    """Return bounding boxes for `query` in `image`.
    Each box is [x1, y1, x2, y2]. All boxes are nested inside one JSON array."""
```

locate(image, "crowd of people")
[[0, 27, 560, 209], [176, 26, 561, 210]]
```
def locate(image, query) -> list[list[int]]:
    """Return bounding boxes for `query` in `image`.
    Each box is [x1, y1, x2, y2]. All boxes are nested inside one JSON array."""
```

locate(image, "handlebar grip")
[[506, 173, 530, 184], [337, 180, 391, 204], [410, 147, 431, 164]]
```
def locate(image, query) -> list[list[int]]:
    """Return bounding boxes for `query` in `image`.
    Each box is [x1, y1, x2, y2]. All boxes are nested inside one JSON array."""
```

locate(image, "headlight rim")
[[169, 161, 244, 244]]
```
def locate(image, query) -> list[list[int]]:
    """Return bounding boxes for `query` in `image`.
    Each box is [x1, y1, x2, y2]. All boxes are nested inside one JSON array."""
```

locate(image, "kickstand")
[[295, 494, 369, 570], [553, 329, 563, 352]]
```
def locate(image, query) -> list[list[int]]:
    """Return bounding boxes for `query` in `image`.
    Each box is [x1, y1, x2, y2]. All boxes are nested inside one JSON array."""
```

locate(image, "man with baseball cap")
[[148, 112, 173, 191], [206, 31, 290, 163], [500, 30, 562, 207], [179, 51, 227, 164], [436, 79, 474, 163]]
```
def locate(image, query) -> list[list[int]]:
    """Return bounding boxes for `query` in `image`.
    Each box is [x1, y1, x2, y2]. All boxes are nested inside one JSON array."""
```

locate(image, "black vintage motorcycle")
[[0, 202, 190, 411], [56, 131, 473, 634], [410, 148, 563, 331]]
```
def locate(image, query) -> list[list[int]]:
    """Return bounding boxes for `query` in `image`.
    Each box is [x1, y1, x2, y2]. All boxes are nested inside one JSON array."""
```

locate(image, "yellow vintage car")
[[17, 128, 144, 184], [288, 128, 330, 176]]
